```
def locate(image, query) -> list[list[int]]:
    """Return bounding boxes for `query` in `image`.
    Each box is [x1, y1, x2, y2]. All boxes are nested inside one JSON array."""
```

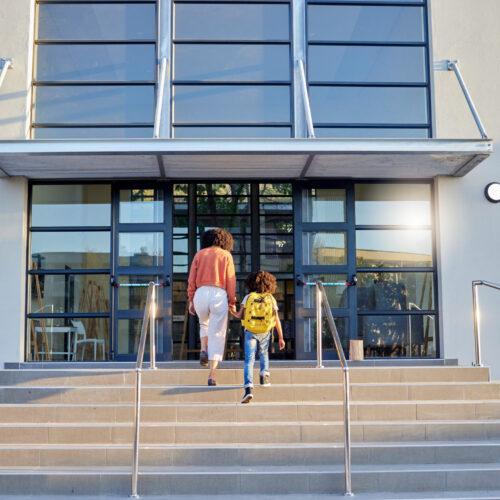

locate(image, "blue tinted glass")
[[174, 44, 290, 81], [310, 87, 428, 124], [173, 126, 291, 138], [308, 5, 424, 42], [309, 46, 426, 83], [173, 85, 291, 123], [314, 128, 429, 139], [37, 4, 155, 40], [174, 4, 289, 40], [34, 86, 154, 124], [36, 45, 155, 82], [33, 127, 154, 139]]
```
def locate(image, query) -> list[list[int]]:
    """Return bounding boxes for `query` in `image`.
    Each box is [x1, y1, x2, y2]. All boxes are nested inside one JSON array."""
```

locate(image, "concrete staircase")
[[0, 365, 499, 497]]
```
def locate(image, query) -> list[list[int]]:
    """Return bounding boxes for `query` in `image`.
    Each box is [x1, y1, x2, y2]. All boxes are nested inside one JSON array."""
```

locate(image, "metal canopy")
[[0, 138, 492, 180]]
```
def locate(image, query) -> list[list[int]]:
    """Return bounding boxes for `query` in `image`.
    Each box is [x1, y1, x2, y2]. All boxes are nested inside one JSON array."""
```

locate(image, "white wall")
[[0, 0, 34, 140], [431, 0, 500, 379]]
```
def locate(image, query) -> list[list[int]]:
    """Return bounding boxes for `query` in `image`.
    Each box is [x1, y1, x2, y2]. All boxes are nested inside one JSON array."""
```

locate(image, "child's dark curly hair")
[[245, 270, 277, 294], [200, 228, 234, 251]]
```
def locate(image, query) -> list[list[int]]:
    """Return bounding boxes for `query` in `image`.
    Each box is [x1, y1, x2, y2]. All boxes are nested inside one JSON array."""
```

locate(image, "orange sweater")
[[187, 246, 236, 305]]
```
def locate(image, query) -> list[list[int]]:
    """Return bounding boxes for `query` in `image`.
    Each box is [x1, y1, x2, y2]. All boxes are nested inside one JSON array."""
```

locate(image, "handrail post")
[[150, 284, 157, 370], [316, 283, 324, 368], [130, 367, 142, 498], [0, 58, 13, 91], [297, 59, 316, 138], [472, 280, 483, 367], [153, 57, 168, 139], [447, 60, 488, 139]]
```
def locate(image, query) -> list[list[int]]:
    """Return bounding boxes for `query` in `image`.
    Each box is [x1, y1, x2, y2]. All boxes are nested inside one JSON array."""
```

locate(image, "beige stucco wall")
[[431, 0, 500, 378]]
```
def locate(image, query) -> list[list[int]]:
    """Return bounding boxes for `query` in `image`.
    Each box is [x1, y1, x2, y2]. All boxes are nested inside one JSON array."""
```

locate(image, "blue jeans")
[[243, 329, 271, 388]]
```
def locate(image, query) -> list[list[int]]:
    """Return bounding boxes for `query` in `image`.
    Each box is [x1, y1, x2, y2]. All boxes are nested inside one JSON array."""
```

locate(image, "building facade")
[[0, 0, 498, 374]]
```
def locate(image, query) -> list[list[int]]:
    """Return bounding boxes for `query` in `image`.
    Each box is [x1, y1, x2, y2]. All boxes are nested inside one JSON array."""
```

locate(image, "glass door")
[[294, 182, 357, 360], [112, 184, 172, 361]]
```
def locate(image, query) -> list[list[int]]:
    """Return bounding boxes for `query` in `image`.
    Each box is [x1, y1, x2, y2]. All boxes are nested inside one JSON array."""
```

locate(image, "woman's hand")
[[188, 301, 196, 316], [279, 338, 286, 350]]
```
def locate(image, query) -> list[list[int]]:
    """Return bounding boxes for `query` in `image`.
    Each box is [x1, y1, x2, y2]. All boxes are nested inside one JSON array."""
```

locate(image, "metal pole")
[[153, 57, 168, 139], [343, 367, 353, 496], [472, 281, 483, 367], [297, 59, 316, 138], [150, 283, 157, 369], [447, 60, 488, 139], [0, 58, 13, 91], [130, 368, 142, 498], [316, 283, 324, 368]]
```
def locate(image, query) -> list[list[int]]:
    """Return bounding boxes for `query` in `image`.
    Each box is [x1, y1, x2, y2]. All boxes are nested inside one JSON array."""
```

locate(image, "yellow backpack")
[[242, 292, 276, 334]]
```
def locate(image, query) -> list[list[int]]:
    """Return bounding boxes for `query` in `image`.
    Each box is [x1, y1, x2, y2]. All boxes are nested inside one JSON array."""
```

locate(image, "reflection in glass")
[[308, 5, 424, 42], [173, 231, 188, 273], [302, 189, 346, 222], [174, 44, 290, 81], [260, 235, 293, 254], [310, 87, 428, 125], [29, 274, 109, 314], [117, 319, 152, 355], [34, 86, 154, 124], [173, 85, 290, 123], [260, 215, 293, 234], [118, 276, 162, 310], [314, 128, 428, 139], [303, 232, 346, 266], [197, 184, 250, 197], [259, 196, 293, 213], [304, 317, 348, 353], [309, 46, 426, 83], [118, 233, 163, 267], [356, 230, 432, 268], [31, 232, 110, 270], [197, 216, 251, 234], [260, 184, 292, 196], [33, 127, 154, 139], [173, 126, 291, 139], [32, 185, 111, 227], [119, 189, 164, 223], [303, 275, 348, 309], [28, 317, 108, 361], [260, 255, 293, 273], [38, 4, 156, 40], [359, 314, 436, 357], [174, 4, 289, 40], [197, 196, 250, 215], [357, 272, 434, 311], [355, 184, 431, 226]]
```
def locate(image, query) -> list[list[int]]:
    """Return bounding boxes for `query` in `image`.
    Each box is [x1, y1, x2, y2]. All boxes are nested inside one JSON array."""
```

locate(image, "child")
[[230, 270, 285, 404]]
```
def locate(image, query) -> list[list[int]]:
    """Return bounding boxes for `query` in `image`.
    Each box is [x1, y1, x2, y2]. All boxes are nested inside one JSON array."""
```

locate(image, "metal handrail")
[[316, 281, 353, 496], [0, 58, 13, 90], [447, 60, 488, 139], [131, 281, 157, 498], [297, 59, 316, 138], [472, 280, 500, 367], [153, 57, 168, 139]]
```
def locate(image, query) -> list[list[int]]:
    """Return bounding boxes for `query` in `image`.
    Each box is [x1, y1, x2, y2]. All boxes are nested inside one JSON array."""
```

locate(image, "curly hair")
[[244, 270, 277, 294], [200, 228, 234, 251]]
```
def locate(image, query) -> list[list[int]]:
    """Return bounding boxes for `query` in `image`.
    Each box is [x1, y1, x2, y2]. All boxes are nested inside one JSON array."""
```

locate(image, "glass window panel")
[[303, 232, 346, 266], [260, 254, 293, 273], [357, 272, 434, 311], [259, 184, 292, 196], [303, 274, 348, 309], [118, 276, 163, 310], [117, 319, 152, 355], [359, 314, 436, 358], [196, 216, 251, 234], [260, 215, 293, 234], [119, 189, 164, 223], [31, 184, 111, 227], [309, 46, 426, 83], [37, 4, 155, 41], [173, 126, 291, 138], [310, 87, 428, 125], [314, 128, 429, 139], [302, 188, 346, 222], [260, 235, 293, 254], [197, 184, 250, 196], [173, 85, 290, 123], [356, 230, 432, 268], [308, 5, 424, 42], [259, 196, 293, 213], [31, 232, 110, 270], [233, 235, 252, 254], [174, 44, 290, 81], [33, 127, 154, 139], [232, 254, 252, 273], [304, 317, 348, 353], [36, 44, 155, 82], [174, 4, 289, 41], [197, 196, 250, 214], [118, 232, 163, 267], [174, 196, 188, 215], [355, 184, 431, 226], [34, 86, 154, 124], [29, 274, 110, 314], [173, 232, 188, 273], [28, 317, 109, 362]]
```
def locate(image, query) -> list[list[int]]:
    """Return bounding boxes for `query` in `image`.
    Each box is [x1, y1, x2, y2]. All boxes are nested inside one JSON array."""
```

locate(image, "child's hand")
[[188, 301, 196, 316], [279, 338, 286, 350]]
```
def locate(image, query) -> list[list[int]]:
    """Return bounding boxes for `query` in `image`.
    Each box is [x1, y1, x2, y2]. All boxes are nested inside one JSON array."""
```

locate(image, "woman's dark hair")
[[200, 228, 233, 251], [245, 270, 277, 294]]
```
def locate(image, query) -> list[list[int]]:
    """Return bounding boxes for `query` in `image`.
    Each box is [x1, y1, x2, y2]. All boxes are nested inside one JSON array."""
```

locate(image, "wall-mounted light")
[[485, 182, 500, 203]]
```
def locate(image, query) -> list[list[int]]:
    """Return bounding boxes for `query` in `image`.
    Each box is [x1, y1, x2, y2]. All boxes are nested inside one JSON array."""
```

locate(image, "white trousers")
[[193, 286, 228, 362]]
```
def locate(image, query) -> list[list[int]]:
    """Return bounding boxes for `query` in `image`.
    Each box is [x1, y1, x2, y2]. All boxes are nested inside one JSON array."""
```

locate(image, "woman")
[[188, 228, 236, 386]]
